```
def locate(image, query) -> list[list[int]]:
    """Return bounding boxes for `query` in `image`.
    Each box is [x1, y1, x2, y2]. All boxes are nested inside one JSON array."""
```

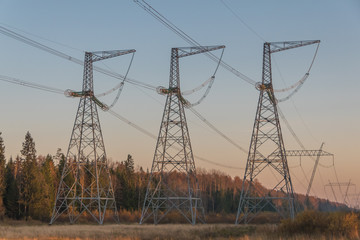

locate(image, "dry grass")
[[0, 223, 253, 240], [0, 223, 357, 240]]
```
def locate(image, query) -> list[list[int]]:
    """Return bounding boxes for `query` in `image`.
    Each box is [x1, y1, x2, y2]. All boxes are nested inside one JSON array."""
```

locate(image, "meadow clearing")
[[0, 211, 359, 239], [0, 222, 356, 240]]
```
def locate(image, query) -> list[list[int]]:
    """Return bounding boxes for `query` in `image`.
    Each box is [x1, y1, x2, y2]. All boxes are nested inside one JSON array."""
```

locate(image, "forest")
[[0, 131, 347, 223]]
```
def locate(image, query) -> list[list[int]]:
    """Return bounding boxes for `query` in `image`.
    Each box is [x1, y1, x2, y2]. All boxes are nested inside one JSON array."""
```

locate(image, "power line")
[[189, 107, 248, 154], [0, 22, 84, 53], [0, 25, 157, 92], [134, 0, 319, 96], [0, 74, 64, 95], [134, 0, 257, 86], [0, 73, 242, 170], [219, 0, 266, 42], [278, 106, 305, 149], [278, 106, 334, 169], [107, 109, 157, 139]]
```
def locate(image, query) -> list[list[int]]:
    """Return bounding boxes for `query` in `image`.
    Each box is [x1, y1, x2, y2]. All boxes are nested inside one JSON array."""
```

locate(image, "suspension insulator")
[[255, 83, 263, 91], [157, 86, 179, 95], [255, 83, 272, 91], [64, 89, 76, 97], [156, 86, 167, 95], [100, 104, 109, 111]]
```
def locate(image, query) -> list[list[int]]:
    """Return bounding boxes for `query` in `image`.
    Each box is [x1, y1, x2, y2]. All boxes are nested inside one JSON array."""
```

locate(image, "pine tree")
[[55, 148, 65, 179], [123, 155, 136, 210], [114, 155, 137, 211], [4, 157, 20, 219], [41, 154, 57, 216], [19, 132, 51, 220], [19, 132, 36, 220], [0, 132, 6, 218], [125, 154, 134, 174]]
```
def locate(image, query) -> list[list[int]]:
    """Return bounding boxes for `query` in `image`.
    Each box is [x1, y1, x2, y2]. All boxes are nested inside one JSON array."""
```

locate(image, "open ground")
[[0, 222, 355, 240]]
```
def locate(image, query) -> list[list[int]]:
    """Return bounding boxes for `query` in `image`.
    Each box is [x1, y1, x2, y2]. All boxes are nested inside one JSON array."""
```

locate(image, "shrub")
[[279, 210, 359, 239], [328, 212, 358, 238], [279, 210, 328, 235]]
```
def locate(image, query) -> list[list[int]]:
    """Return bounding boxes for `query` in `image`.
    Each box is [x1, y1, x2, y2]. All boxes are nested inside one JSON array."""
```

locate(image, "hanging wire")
[[0, 25, 245, 170], [193, 154, 244, 170], [278, 106, 305, 149], [0, 73, 241, 170], [0, 75, 64, 95], [289, 97, 320, 143], [278, 106, 334, 168], [182, 47, 224, 96], [219, 0, 266, 42], [184, 77, 215, 108], [290, 168, 311, 193], [0, 22, 84, 53], [277, 42, 320, 99], [320, 173, 331, 200], [212, 47, 224, 76], [299, 164, 315, 195], [107, 109, 157, 139], [107, 108, 243, 170], [182, 48, 224, 107], [182, 77, 214, 96], [134, 0, 257, 86], [189, 107, 248, 154], [0, 25, 158, 92], [135, 0, 319, 97], [333, 165, 343, 197], [102, 52, 136, 110]]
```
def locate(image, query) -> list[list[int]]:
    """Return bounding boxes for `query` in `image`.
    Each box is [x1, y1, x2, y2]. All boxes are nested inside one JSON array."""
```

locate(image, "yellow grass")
[[1, 223, 251, 240], [0, 223, 355, 240]]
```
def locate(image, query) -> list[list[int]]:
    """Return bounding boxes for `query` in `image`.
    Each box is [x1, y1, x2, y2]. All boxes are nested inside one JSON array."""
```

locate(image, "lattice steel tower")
[[236, 40, 320, 224], [140, 46, 224, 225], [50, 49, 135, 224]]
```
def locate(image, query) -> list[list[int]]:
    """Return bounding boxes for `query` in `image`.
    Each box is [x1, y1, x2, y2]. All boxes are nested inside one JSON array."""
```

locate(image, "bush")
[[328, 212, 358, 238], [279, 210, 359, 239]]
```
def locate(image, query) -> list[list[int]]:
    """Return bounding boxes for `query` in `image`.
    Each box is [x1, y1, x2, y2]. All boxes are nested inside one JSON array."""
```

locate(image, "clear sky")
[[0, 0, 359, 204]]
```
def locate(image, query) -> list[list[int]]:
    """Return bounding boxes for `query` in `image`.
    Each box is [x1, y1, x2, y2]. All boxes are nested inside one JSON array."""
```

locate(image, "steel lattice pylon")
[[236, 41, 320, 224], [140, 46, 224, 225], [50, 49, 135, 225]]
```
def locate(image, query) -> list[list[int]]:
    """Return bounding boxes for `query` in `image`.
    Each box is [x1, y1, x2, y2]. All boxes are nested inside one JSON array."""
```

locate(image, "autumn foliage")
[[279, 210, 359, 239], [0, 132, 352, 223]]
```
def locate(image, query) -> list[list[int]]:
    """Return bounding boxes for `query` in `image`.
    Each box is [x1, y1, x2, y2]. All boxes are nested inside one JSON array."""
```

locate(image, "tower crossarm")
[[177, 45, 225, 58], [269, 40, 320, 54], [325, 181, 356, 205], [305, 143, 325, 197], [281, 149, 333, 157], [91, 49, 136, 62], [325, 182, 356, 187]]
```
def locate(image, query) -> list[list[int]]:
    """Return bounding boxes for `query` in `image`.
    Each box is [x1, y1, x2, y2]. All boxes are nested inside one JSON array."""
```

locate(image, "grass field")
[[1, 223, 251, 240], [0, 222, 356, 240]]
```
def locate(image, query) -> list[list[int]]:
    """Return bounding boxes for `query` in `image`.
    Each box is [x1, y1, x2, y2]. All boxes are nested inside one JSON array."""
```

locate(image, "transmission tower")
[[236, 40, 320, 224], [325, 180, 356, 206], [140, 45, 225, 225], [50, 49, 135, 224]]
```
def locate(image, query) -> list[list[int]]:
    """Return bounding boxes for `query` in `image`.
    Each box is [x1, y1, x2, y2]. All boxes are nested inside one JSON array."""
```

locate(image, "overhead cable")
[[0, 25, 157, 92], [0, 73, 238, 170], [277, 43, 320, 99], [0, 74, 64, 95], [134, 0, 257, 86], [189, 107, 248, 154], [219, 0, 266, 42], [104, 52, 136, 110]]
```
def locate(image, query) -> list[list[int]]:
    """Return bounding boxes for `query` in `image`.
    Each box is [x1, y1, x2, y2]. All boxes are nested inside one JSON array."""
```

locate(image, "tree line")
[[0, 131, 344, 222]]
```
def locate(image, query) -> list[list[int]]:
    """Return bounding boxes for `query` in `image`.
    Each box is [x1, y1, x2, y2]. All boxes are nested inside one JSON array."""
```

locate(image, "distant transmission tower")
[[50, 49, 135, 224], [140, 46, 224, 225], [236, 40, 320, 224]]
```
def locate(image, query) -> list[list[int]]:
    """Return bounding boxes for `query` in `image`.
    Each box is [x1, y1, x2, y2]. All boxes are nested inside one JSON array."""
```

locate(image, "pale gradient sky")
[[0, 0, 359, 205]]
